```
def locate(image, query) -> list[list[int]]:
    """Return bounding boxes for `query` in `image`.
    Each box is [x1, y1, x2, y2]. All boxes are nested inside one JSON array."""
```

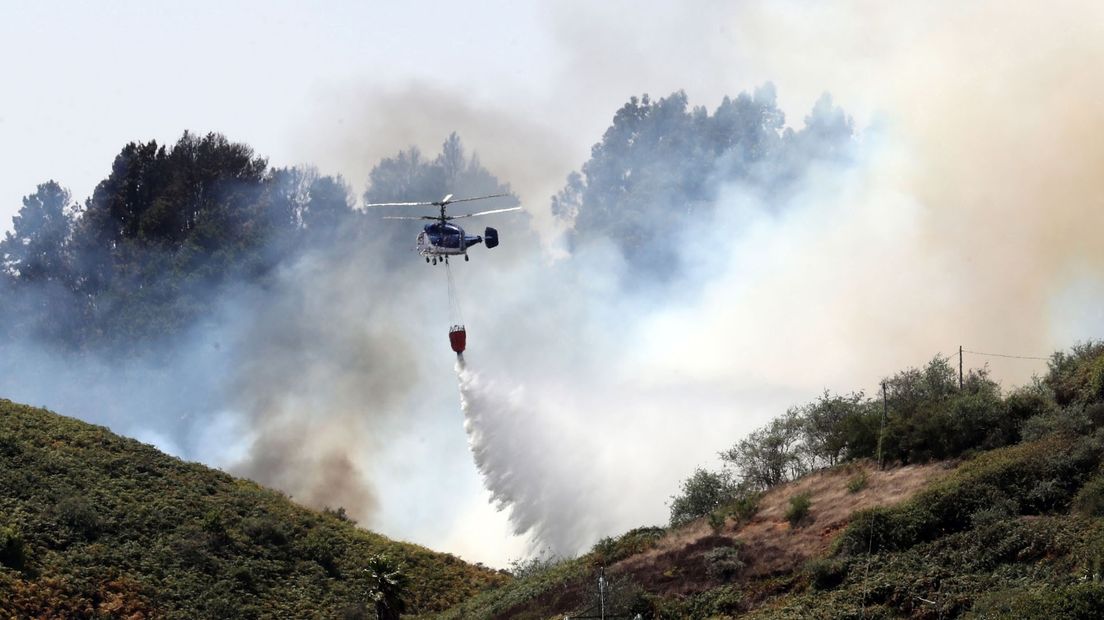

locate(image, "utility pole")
[[599, 567, 606, 620], [959, 345, 964, 391], [877, 380, 888, 469]]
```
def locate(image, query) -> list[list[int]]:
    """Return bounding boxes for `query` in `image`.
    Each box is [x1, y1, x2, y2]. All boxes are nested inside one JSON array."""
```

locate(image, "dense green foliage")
[[836, 434, 1104, 555], [0, 400, 506, 618]]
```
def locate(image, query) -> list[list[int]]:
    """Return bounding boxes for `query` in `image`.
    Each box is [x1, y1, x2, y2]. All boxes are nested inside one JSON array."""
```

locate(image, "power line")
[[962, 349, 1050, 361]]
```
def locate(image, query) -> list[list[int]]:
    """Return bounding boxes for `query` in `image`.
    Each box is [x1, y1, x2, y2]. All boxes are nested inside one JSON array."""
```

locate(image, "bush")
[[969, 496, 1019, 529], [300, 527, 341, 575], [787, 492, 812, 527], [1021, 407, 1093, 441], [847, 470, 868, 493], [590, 527, 665, 566], [727, 489, 761, 523], [805, 557, 848, 590], [669, 468, 739, 526], [969, 582, 1104, 618], [875, 358, 1009, 464], [1046, 341, 1104, 407], [651, 585, 743, 618], [838, 435, 1104, 555], [707, 510, 725, 533], [242, 514, 290, 547], [0, 525, 28, 571], [56, 495, 101, 539], [1074, 476, 1104, 517], [703, 544, 744, 581]]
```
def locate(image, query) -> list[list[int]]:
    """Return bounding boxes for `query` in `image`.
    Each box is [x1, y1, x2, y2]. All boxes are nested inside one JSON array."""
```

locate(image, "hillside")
[[436, 436, 1104, 619], [432, 461, 945, 619], [435, 343, 1104, 619], [0, 399, 507, 619]]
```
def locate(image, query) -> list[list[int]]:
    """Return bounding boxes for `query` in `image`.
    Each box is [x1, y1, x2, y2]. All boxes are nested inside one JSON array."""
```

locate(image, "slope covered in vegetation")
[[0, 399, 507, 619], [435, 342, 1104, 619], [433, 461, 946, 619]]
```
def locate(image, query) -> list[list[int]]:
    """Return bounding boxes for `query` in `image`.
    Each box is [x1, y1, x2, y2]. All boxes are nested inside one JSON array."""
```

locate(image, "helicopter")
[[365, 193, 521, 264]]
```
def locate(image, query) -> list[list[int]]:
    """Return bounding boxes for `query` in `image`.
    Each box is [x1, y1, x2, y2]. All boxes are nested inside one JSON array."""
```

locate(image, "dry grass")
[[613, 460, 949, 590]]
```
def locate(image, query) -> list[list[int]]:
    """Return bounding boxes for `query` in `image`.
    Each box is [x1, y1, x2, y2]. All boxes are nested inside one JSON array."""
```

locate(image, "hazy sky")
[[0, 0, 846, 232], [0, 1, 546, 227]]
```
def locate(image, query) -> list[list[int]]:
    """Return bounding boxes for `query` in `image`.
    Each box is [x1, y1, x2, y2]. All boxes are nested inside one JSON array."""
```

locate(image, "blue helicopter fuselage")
[[417, 221, 483, 256]]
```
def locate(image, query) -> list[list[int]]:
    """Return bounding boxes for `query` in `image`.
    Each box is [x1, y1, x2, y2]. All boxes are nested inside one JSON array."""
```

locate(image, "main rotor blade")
[[448, 206, 523, 219], [382, 215, 439, 220], [364, 201, 437, 208], [444, 193, 511, 204]]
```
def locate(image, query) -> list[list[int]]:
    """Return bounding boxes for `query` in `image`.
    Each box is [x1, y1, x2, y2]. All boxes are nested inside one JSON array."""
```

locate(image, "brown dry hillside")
[[613, 460, 948, 596]]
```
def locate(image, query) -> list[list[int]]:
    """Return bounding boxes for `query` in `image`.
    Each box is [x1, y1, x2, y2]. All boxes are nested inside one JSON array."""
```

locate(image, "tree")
[[1047, 341, 1104, 407], [721, 408, 808, 489], [1, 181, 73, 283], [364, 554, 409, 620], [668, 467, 740, 526], [363, 135, 517, 206], [362, 134, 520, 261], [800, 391, 872, 467], [556, 86, 854, 281], [877, 357, 1006, 464], [551, 171, 584, 221], [302, 174, 354, 237]]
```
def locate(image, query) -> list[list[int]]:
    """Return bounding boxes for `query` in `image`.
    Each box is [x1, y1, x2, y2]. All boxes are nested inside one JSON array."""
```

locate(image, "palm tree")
[[365, 554, 409, 620]]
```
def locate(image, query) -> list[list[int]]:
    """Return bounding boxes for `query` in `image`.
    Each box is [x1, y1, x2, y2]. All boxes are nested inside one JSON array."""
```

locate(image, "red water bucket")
[[449, 325, 466, 354]]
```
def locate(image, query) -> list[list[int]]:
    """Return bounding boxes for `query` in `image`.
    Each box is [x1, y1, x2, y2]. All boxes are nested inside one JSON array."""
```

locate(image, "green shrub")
[[838, 435, 1104, 555], [1085, 534, 1104, 583], [787, 492, 812, 527], [704, 544, 744, 581], [1074, 476, 1104, 517], [669, 468, 739, 526], [728, 489, 761, 523], [242, 514, 290, 547], [969, 496, 1019, 529], [652, 585, 743, 618], [300, 527, 341, 575], [968, 582, 1104, 618], [56, 495, 102, 539], [0, 525, 28, 571], [1046, 341, 1104, 407], [847, 470, 869, 493], [1021, 408, 1093, 441], [590, 527, 665, 566], [805, 557, 848, 590], [707, 510, 726, 533]]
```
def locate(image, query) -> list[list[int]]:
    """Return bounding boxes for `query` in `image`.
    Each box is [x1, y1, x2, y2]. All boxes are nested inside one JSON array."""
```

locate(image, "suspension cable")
[[445, 261, 464, 327]]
